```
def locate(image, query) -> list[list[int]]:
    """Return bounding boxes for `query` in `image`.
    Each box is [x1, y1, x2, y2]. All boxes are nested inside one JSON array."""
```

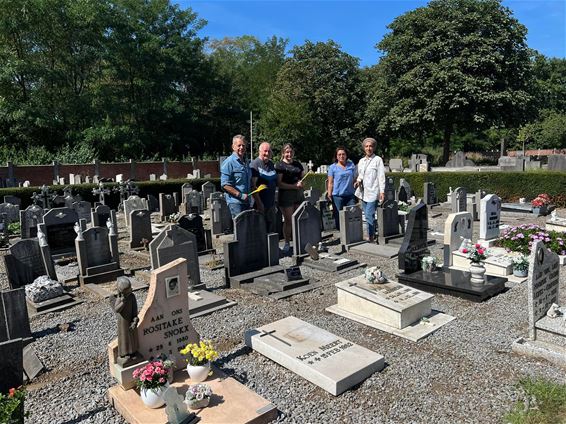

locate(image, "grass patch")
[[505, 378, 566, 424]]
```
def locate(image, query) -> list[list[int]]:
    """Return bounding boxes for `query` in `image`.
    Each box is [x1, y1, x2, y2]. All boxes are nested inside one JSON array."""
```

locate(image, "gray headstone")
[[452, 187, 467, 213], [201, 182, 215, 208], [389, 159, 403, 172], [20, 205, 44, 239], [129, 209, 152, 249], [398, 179, 411, 203], [527, 240, 560, 339], [0, 338, 23, 394], [0, 203, 19, 223], [398, 202, 429, 274], [317, 200, 335, 232], [72, 200, 92, 224], [91, 204, 111, 227], [423, 182, 438, 205], [446, 151, 475, 167], [339, 205, 363, 246], [187, 191, 204, 215], [0, 289, 31, 342], [42, 207, 79, 257], [123, 195, 146, 227], [443, 212, 473, 266], [181, 183, 193, 198], [177, 214, 211, 253], [159, 193, 177, 221], [211, 197, 232, 235], [378, 200, 400, 240], [4, 196, 21, 207], [149, 225, 201, 288], [81, 227, 112, 267], [4, 239, 56, 289], [146, 194, 159, 213], [384, 177, 395, 201], [548, 155, 566, 171], [498, 156, 523, 171], [292, 202, 322, 256], [479, 194, 501, 241], [304, 188, 322, 205]]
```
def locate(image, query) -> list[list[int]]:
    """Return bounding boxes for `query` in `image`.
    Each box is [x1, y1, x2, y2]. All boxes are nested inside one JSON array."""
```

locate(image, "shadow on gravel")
[[59, 406, 107, 424], [33, 320, 80, 339], [216, 345, 253, 384]]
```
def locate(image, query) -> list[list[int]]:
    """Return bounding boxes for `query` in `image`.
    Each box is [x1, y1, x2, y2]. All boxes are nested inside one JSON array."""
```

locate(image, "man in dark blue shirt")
[[250, 142, 278, 233]]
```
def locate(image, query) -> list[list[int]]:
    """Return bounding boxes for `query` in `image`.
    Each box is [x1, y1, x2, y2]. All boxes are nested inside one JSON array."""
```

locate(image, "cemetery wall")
[[302, 171, 566, 207], [0, 160, 221, 187]]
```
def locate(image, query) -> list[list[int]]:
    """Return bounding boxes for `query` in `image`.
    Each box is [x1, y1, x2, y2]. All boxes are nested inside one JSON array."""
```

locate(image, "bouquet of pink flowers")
[[461, 243, 488, 264], [531, 193, 551, 207], [132, 361, 170, 391]]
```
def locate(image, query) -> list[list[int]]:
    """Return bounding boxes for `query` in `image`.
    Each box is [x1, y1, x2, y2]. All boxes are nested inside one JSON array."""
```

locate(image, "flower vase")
[[187, 362, 211, 382], [469, 262, 486, 284], [186, 397, 210, 410], [140, 384, 169, 409], [513, 268, 528, 277], [532, 206, 547, 217]]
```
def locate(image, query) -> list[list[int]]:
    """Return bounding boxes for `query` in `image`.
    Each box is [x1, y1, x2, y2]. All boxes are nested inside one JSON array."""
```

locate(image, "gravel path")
[[2, 208, 565, 424]]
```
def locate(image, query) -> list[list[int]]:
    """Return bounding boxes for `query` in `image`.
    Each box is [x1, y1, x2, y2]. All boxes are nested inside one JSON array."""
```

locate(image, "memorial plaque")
[[443, 212, 473, 266], [527, 240, 560, 339], [137, 258, 199, 370], [245, 316, 384, 396], [398, 203, 429, 274], [479, 194, 501, 241]]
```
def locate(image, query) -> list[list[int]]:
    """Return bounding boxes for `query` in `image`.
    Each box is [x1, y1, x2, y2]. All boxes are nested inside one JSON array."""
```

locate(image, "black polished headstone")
[[398, 202, 429, 273], [0, 289, 32, 342], [177, 214, 212, 253]]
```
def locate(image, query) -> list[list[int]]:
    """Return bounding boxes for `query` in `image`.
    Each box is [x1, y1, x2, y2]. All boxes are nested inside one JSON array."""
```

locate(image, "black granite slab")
[[396, 268, 507, 302]]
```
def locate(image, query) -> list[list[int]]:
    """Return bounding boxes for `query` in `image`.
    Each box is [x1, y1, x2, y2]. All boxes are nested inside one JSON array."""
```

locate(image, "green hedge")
[[303, 171, 566, 207], [2, 172, 565, 209], [0, 178, 221, 210]]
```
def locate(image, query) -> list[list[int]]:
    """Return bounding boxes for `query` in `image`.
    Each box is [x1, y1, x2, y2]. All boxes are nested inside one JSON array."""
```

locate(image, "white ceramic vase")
[[140, 384, 169, 409], [469, 262, 486, 284], [187, 362, 211, 382]]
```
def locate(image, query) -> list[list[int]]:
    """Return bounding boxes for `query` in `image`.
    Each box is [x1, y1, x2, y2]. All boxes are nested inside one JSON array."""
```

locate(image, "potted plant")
[[180, 340, 219, 382], [512, 255, 529, 277], [461, 243, 488, 283], [364, 266, 387, 284], [132, 360, 170, 408], [0, 387, 27, 424], [421, 256, 438, 272], [531, 193, 551, 216], [184, 384, 213, 410]]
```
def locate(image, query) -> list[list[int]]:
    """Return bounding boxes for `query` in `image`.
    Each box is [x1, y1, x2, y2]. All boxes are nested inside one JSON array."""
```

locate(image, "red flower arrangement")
[[531, 193, 551, 208], [461, 243, 488, 264], [132, 360, 170, 391]]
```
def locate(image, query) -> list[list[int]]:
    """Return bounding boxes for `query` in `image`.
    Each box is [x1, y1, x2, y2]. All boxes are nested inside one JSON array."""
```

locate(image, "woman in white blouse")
[[354, 138, 386, 242]]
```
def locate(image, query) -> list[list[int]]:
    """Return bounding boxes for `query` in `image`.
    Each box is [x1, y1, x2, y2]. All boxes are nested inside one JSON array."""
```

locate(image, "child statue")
[[110, 276, 140, 366]]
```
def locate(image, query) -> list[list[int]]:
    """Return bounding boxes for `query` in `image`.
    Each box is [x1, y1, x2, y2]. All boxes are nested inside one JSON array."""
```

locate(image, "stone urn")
[[187, 362, 211, 382], [469, 262, 486, 284]]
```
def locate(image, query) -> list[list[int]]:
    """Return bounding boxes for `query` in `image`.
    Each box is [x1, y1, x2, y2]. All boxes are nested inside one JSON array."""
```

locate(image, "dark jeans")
[[332, 194, 357, 230]]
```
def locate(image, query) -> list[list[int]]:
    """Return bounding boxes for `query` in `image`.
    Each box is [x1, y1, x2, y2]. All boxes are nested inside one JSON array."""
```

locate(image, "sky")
[[177, 0, 565, 67]]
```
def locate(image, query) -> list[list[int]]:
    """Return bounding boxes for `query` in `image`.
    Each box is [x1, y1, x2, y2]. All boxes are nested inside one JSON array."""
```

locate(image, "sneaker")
[[282, 243, 291, 254]]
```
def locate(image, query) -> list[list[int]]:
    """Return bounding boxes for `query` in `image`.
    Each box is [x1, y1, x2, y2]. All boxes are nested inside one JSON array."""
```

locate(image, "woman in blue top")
[[327, 146, 357, 230]]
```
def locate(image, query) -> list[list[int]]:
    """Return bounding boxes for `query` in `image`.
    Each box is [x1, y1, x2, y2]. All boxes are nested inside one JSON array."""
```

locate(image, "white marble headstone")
[[479, 194, 501, 241]]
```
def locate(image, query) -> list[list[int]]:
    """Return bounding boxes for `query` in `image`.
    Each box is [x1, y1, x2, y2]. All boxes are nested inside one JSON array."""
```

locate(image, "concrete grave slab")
[[245, 316, 384, 396]]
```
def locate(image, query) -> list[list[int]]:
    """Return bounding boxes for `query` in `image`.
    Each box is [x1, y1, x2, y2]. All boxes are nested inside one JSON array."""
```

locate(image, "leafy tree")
[[262, 41, 364, 163], [532, 55, 566, 114], [518, 110, 566, 149], [374, 0, 534, 163]]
